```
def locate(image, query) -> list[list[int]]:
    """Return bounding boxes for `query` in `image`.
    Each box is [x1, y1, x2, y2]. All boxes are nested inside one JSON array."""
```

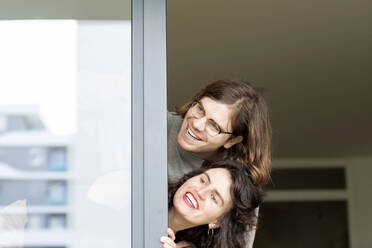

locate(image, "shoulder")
[[167, 111, 182, 124], [167, 111, 182, 134]]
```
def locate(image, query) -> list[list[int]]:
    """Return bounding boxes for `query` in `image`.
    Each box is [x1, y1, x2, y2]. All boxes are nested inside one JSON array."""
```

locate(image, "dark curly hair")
[[168, 160, 263, 248]]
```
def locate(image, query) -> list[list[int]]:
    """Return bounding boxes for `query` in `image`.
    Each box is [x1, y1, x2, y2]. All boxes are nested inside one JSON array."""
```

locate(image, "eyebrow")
[[198, 101, 226, 131], [203, 172, 225, 206]]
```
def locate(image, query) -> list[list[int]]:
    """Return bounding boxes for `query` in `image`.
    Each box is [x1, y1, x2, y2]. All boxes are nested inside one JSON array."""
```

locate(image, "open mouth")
[[185, 125, 202, 141], [183, 192, 199, 209]]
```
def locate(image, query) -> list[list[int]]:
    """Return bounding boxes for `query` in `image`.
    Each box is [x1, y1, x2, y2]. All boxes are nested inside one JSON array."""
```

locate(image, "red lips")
[[183, 192, 198, 209]]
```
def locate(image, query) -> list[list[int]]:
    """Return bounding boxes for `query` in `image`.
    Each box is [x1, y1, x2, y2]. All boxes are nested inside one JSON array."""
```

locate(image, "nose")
[[196, 185, 210, 201], [192, 116, 207, 132]]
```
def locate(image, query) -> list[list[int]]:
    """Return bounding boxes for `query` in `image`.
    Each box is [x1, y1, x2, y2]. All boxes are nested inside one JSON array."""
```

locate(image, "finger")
[[160, 236, 176, 247], [167, 227, 176, 240]]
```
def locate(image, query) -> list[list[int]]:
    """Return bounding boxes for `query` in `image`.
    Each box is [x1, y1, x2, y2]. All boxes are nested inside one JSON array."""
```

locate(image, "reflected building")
[[0, 105, 71, 248]]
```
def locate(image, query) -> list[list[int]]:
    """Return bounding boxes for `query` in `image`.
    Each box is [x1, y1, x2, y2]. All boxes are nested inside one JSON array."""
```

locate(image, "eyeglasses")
[[189, 101, 235, 137]]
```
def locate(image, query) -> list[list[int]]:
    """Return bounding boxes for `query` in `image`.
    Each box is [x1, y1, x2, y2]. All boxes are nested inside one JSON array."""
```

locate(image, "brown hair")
[[176, 79, 272, 185], [168, 160, 263, 248]]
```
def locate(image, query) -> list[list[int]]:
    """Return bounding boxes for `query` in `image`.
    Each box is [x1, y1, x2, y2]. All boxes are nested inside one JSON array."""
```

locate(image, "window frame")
[[1, 0, 167, 246], [132, 0, 168, 247]]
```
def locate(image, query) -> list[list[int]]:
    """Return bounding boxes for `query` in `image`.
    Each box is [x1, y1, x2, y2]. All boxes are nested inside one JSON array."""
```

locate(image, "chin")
[[177, 132, 195, 152], [173, 198, 191, 217]]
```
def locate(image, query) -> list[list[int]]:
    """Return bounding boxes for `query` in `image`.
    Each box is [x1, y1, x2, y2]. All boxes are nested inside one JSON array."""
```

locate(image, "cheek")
[[173, 184, 186, 203], [178, 119, 187, 134], [206, 137, 229, 148], [203, 203, 223, 219], [172, 181, 195, 205], [173, 191, 189, 214], [183, 112, 194, 125]]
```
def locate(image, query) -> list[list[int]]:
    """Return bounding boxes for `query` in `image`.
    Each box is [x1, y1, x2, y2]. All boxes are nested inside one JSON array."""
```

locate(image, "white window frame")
[[132, 0, 168, 247]]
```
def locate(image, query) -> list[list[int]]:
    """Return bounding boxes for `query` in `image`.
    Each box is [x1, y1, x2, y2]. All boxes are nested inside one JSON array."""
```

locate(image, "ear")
[[223, 135, 243, 149], [208, 220, 220, 229]]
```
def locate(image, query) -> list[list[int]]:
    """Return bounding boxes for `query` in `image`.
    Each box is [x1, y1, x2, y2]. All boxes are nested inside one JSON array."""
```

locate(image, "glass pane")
[[255, 201, 349, 248], [266, 168, 346, 190], [0, 19, 131, 248]]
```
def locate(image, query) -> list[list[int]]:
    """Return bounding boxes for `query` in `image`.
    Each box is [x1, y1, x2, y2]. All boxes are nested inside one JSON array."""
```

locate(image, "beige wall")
[[167, 0, 372, 158], [166, 1, 372, 246], [347, 158, 372, 248]]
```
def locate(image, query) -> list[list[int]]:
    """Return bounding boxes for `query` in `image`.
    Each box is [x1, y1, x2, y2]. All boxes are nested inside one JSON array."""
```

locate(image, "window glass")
[[0, 20, 131, 248]]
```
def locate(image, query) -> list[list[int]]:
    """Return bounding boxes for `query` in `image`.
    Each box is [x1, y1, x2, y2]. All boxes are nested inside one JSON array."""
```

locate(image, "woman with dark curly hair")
[[161, 160, 263, 248]]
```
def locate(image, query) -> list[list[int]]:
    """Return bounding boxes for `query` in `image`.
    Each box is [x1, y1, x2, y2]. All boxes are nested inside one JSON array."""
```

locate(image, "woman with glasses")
[[168, 79, 271, 247], [161, 160, 263, 248]]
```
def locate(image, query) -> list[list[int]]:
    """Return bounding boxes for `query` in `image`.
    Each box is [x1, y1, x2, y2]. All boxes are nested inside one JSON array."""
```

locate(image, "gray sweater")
[[167, 112, 203, 180], [167, 111, 256, 248]]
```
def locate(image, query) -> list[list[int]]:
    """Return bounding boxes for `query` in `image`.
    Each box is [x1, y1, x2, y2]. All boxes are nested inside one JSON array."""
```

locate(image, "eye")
[[200, 177, 206, 184], [211, 193, 218, 204], [196, 103, 205, 114], [208, 121, 220, 132]]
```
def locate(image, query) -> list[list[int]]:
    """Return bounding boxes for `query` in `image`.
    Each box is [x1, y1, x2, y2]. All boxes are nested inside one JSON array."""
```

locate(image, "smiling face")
[[172, 168, 233, 229], [176, 97, 243, 159]]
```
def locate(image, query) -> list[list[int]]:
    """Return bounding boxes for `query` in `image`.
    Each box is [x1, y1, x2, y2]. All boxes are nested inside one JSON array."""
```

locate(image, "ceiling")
[[167, 0, 372, 159], [0, 0, 131, 19]]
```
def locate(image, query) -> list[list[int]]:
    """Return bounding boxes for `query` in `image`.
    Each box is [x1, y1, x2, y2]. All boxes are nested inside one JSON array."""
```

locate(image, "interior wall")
[[167, 2, 372, 246], [347, 158, 372, 248], [167, 0, 372, 158]]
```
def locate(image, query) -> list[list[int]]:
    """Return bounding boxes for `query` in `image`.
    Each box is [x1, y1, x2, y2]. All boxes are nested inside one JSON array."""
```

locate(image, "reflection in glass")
[[0, 20, 131, 248]]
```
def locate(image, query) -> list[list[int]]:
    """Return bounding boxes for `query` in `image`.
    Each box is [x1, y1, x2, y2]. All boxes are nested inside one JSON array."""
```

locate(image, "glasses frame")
[[189, 100, 235, 136]]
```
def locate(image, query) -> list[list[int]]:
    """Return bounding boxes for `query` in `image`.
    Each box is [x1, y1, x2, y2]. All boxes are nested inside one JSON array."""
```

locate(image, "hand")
[[160, 228, 196, 248], [160, 228, 176, 248]]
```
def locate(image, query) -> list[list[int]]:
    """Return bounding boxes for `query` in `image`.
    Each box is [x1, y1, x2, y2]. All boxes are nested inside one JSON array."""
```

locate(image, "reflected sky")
[[0, 20, 77, 134]]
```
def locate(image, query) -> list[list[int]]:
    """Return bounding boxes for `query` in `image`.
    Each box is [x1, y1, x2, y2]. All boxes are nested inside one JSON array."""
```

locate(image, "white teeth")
[[186, 193, 197, 208], [187, 128, 200, 140]]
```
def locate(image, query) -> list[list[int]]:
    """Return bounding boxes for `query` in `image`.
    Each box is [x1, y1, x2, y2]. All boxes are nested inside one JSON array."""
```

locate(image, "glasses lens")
[[206, 120, 219, 137], [192, 102, 203, 118]]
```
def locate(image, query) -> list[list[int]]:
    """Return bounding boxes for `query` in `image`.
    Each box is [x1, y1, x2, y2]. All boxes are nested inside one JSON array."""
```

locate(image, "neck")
[[168, 208, 196, 233], [189, 150, 218, 160]]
